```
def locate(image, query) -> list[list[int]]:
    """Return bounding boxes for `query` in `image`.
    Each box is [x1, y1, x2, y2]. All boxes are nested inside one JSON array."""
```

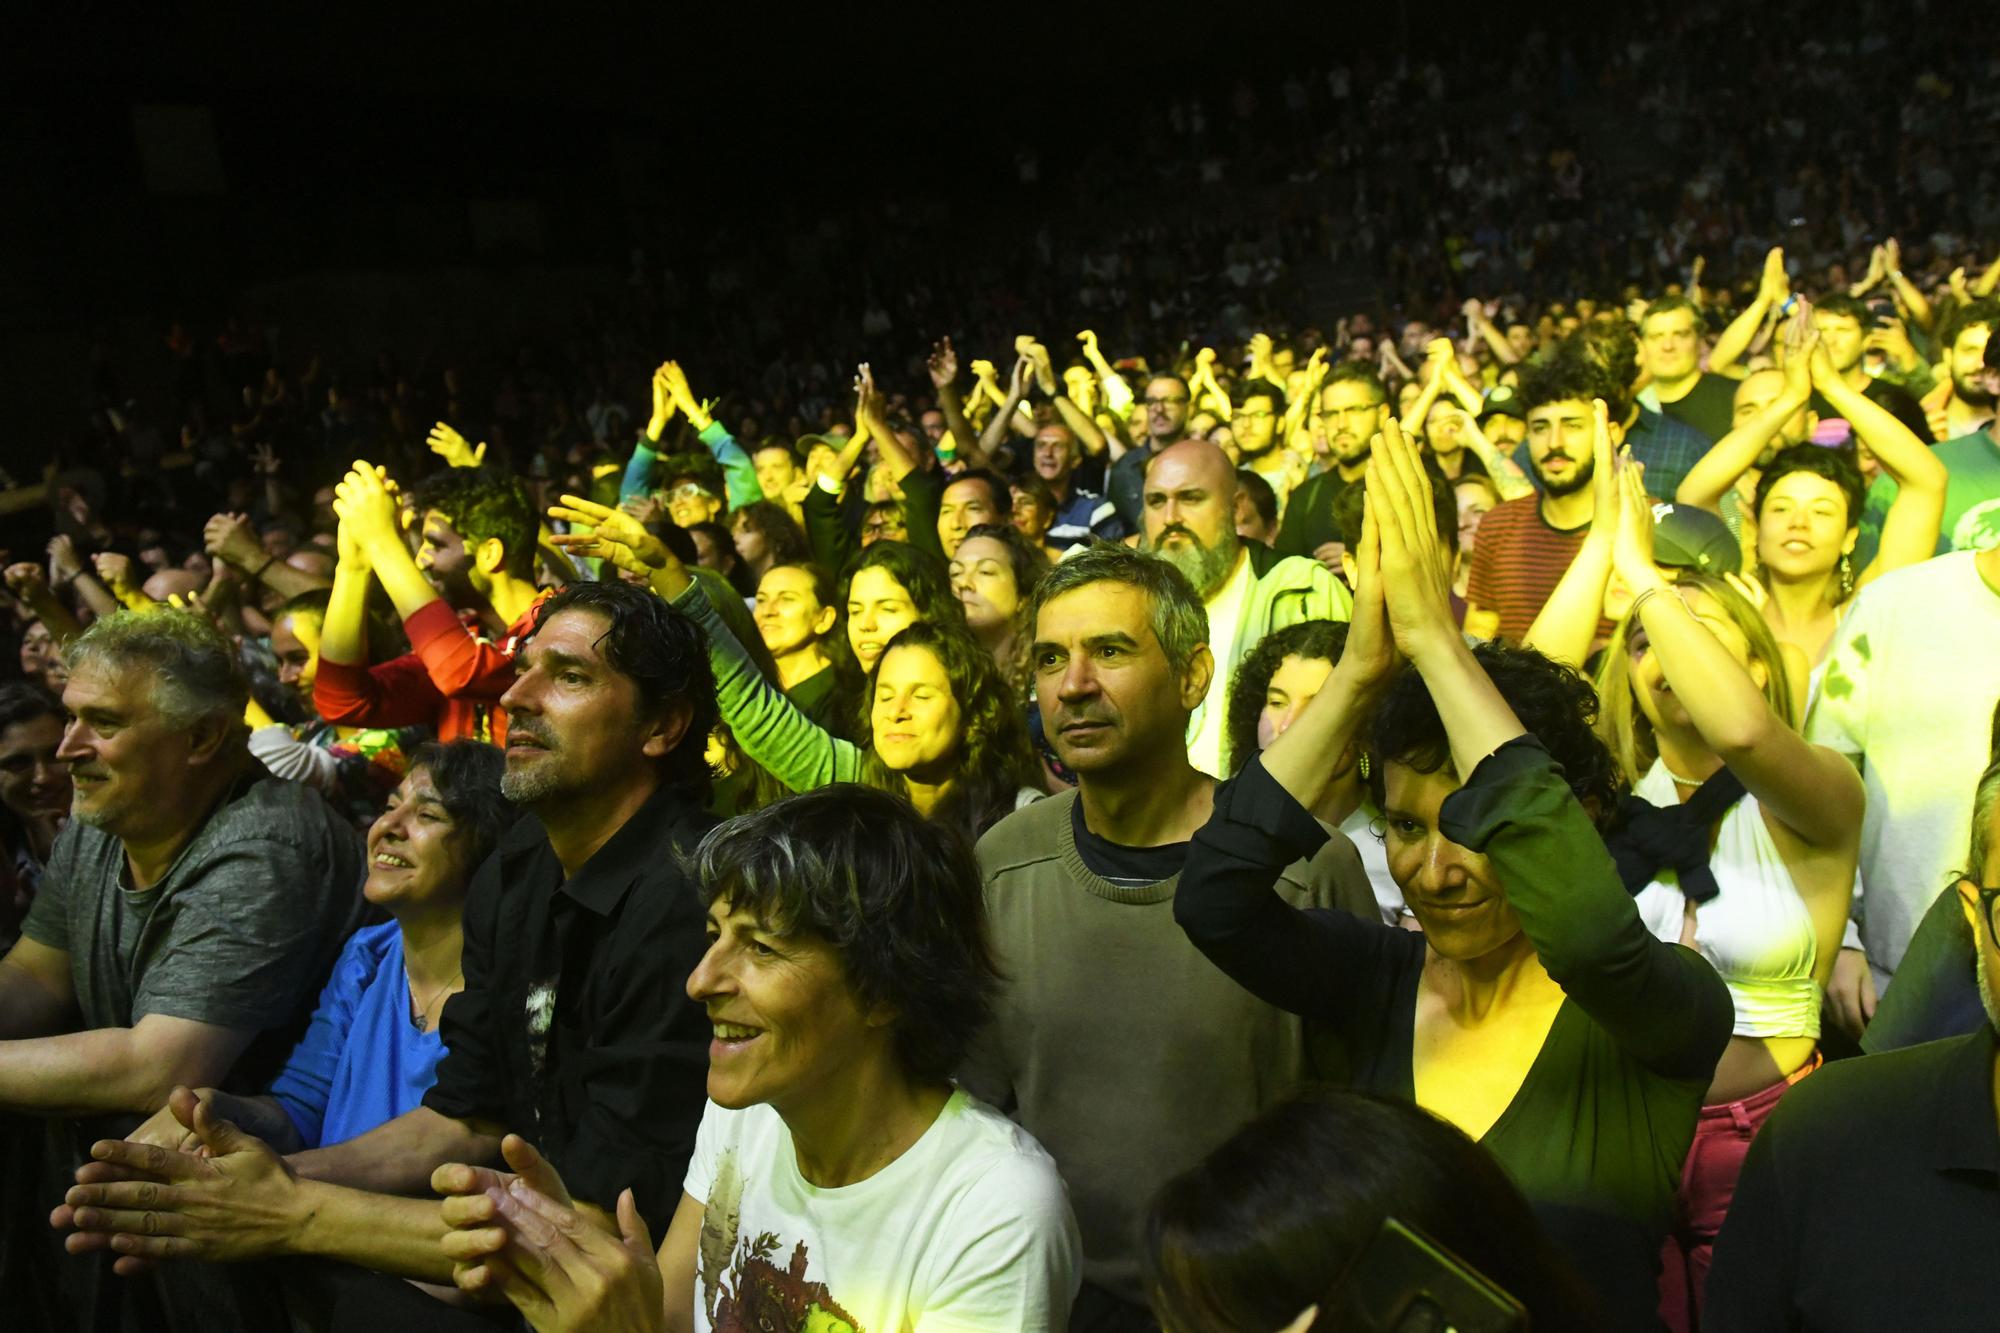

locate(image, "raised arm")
[[1033, 338, 1107, 458], [1709, 248, 1790, 375], [1676, 324, 1815, 513], [1813, 342, 1949, 585], [1175, 475, 1413, 1021], [1464, 299, 1521, 366], [1373, 427, 1732, 1080], [926, 337, 989, 468], [1076, 329, 1134, 420], [546, 495, 861, 795], [978, 355, 1035, 460], [204, 512, 332, 599], [1613, 464, 1863, 851], [1523, 400, 1621, 668], [664, 362, 761, 511], [4, 562, 83, 647], [620, 364, 677, 504], [1882, 239, 1934, 333]]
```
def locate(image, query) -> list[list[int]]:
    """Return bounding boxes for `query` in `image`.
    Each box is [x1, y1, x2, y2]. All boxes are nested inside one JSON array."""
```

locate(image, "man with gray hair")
[[1140, 437, 1349, 777], [962, 545, 1373, 1331], [0, 609, 363, 1324]]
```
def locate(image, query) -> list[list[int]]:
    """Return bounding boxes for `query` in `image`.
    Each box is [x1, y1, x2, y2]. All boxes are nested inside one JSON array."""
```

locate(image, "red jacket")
[[315, 591, 553, 745]]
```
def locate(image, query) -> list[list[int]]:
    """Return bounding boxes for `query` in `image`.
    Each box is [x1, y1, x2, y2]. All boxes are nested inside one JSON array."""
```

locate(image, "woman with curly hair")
[[1173, 422, 1731, 1331], [548, 497, 1038, 838], [948, 521, 1050, 697]]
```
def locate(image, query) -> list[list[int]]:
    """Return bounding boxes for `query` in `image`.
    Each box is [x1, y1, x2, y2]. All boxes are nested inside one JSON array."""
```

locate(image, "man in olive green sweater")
[[959, 545, 1373, 1332]]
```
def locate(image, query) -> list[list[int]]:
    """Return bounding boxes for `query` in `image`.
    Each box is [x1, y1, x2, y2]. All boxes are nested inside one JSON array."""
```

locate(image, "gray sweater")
[[958, 789, 1373, 1306]]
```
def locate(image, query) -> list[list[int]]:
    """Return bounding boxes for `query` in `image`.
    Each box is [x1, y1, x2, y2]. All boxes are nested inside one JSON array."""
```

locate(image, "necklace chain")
[[409, 968, 464, 1032]]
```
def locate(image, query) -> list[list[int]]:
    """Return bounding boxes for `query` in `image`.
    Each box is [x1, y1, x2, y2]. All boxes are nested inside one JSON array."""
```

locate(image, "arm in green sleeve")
[[621, 435, 661, 506], [698, 420, 763, 512], [1437, 737, 1734, 1083], [669, 581, 861, 793]]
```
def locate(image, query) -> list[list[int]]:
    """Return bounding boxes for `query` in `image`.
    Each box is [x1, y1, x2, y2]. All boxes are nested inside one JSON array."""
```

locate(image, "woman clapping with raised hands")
[[1172, 418, 1731, 1331]]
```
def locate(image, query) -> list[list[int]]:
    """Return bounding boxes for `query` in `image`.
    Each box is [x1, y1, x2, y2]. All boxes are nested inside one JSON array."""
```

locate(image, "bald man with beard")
[[1140, 439, 1350, 777]]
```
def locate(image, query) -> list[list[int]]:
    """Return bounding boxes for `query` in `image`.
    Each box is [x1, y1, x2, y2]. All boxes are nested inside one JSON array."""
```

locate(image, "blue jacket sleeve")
[[621, 436, 660, 505], [698, 421, 762, 512]]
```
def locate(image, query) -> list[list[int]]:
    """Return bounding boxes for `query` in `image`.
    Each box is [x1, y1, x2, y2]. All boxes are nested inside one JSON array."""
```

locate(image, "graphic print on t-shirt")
[[698, 1146, 861, 1332]]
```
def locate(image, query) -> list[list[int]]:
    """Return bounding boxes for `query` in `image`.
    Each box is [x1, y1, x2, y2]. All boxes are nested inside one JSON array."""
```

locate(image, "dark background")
[[1, 1, 1979, 482]]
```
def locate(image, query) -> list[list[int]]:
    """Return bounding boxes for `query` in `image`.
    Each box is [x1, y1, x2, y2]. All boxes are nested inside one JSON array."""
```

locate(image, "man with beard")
[[55, 582, 718, 1329], [1860, 312, 2000, 560], [1140, 439, 1348, 778], [1920, 302, 2000, 443], [1703, 752, 2000, 1331], [963, 545, 1372, 1331], [1108, 374, 1193, 529], [1230, 378, 1303, 514], [315, 463, 553, 746], [1275, 361, 1392, 568], [1464, 357, 1623, 642], [1032, 422, 1125, 549]]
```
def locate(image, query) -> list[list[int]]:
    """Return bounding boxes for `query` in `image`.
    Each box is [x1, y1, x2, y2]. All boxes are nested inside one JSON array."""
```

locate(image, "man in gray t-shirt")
[[0, 610, 362, 1122]]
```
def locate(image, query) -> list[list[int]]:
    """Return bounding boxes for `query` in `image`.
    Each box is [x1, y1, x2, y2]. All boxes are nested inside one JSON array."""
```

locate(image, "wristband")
[[250, 556, 277, 583], [1626, 585, 1672, 621]]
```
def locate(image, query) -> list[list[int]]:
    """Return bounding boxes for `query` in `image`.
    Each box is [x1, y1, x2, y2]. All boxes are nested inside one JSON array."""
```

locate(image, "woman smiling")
[[1174, 422, 1731, 1329]]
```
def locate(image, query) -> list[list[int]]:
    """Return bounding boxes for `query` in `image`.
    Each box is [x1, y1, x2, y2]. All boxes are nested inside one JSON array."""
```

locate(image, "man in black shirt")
[[1275, 361, 1392, 567], [1705, 757, 2000, 1332], [1641, 296, 1737, 443], [56, 581, 718, 1324]]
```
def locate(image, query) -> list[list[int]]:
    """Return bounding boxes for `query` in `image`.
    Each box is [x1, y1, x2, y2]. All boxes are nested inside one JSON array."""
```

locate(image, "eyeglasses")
[[1143, 395, 1190, 408], [1977, 884, 2000, 945], [666, 482, 716, 502], [1233, 408, 1276, 422]]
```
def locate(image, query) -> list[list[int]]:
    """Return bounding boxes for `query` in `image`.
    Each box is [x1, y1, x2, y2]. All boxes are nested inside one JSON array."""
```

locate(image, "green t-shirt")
[[1857, 429, 2000, 564]]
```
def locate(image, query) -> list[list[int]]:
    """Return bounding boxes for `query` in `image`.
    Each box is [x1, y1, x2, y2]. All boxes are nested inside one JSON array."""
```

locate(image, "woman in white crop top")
[[1526, 436, 1864, 1324], [1592, 469, 1862, 1330]]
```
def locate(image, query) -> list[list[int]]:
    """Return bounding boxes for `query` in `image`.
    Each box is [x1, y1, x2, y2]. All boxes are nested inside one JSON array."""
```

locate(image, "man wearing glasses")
[[1274, 361, 1392, 568], [1230, 379, 1304, 515], [1705, 750, 2000, 1331], [1108, 375, 1193, 528]]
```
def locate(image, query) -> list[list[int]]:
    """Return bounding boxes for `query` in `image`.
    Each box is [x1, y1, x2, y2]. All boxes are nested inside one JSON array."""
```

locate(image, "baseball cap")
[[1651, 502, 1740, 575], [1479, 384, 1527, 423]]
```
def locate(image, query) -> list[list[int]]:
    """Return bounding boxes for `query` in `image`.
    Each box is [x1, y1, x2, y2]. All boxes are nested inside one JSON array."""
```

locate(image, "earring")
[[1838, 552, 1854, 600]]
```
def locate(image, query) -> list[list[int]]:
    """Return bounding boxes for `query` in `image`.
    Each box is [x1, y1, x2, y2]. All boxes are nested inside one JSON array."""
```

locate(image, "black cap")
[[1479, 384, 1527, 423], [1651, 502, 1741, 575]]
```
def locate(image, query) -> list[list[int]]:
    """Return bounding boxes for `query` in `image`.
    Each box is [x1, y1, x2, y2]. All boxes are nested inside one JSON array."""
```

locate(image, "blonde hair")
[[1595, 573, 1797, 785]]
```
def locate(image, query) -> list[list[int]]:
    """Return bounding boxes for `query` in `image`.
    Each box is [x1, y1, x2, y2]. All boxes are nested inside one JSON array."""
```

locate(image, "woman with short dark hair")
[[439, 785, 1081, 1331], [1174, 424, 1732, 1329]]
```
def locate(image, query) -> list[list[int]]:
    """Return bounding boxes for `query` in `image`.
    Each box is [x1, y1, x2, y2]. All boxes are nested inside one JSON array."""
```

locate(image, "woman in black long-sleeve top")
[[1174, 420, 1732, 1331]]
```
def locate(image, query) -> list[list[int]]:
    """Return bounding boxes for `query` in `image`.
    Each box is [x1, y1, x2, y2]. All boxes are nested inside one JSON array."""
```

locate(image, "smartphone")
[[1311, 1219, 1527, 1333]]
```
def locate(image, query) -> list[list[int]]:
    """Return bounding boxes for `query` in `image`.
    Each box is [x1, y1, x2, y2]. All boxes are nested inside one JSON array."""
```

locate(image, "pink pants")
[[1657, 1054, 1820, 1332]]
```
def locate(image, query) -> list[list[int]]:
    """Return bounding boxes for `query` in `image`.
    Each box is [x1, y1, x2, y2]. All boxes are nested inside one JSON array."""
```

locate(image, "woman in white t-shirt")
[[439, 784, 1081, 1332]]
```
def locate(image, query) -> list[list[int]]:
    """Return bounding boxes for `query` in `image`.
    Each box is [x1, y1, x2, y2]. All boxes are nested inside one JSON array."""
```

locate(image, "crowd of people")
[[7, 25, 2000, 1328]]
